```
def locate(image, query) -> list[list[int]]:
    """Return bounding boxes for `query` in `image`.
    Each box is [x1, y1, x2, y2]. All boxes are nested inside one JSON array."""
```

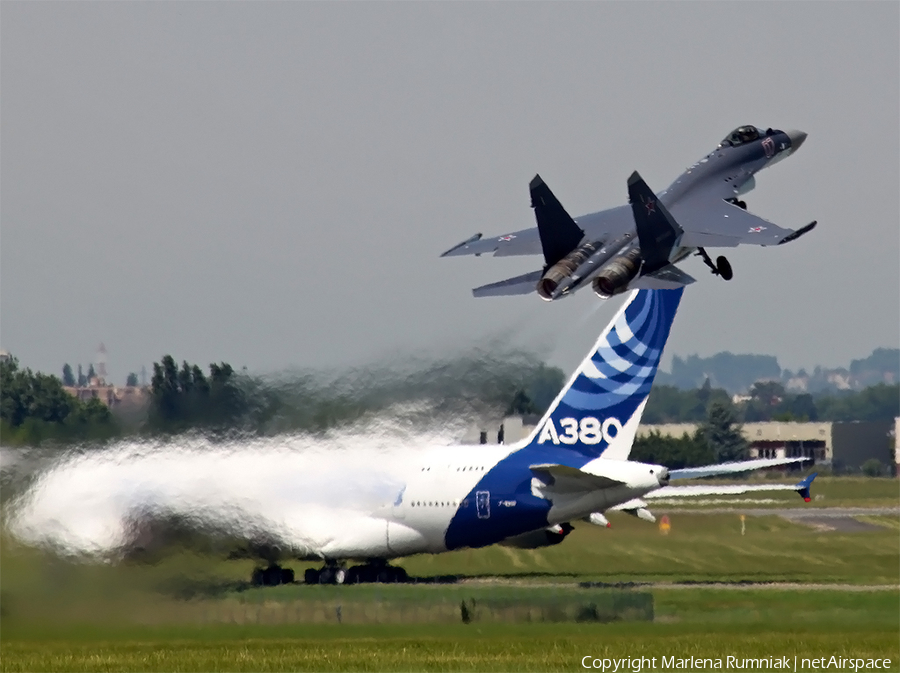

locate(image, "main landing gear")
[[251, 564, 295, 586], [250, 560, 410, 586], [696, 247, 733, 281], [303, 561, 409, 585]]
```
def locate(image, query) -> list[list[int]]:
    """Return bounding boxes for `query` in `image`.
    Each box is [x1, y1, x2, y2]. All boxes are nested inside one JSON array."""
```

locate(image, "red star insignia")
[[748, 226, 767, 233], [498, 234, 516, 242], [644, 198, 656, 215]]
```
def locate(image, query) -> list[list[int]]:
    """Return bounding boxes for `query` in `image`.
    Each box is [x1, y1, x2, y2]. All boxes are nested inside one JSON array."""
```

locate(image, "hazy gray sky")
[[2, 2, 898, 384]]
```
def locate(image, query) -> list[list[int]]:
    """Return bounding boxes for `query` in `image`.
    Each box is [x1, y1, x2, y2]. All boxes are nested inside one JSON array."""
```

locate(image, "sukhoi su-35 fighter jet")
[[441, 125, 816, 301]]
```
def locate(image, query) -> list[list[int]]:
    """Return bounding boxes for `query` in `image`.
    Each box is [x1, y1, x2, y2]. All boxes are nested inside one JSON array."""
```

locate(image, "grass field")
[[3, 590, 898, 672], [1, 479, 897, 671]]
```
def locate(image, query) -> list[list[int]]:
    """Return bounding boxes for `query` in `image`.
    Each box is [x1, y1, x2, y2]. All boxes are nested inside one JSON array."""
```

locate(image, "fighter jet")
[[441, 125, 815, 301]]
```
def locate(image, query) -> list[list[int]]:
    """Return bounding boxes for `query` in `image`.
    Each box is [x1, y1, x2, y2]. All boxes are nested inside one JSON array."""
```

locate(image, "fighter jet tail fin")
[[628, 171, 684, 274], [530, 175, 585, 267]]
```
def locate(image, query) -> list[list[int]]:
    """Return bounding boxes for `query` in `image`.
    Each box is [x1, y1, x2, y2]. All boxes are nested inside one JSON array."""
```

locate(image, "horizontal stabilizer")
[[472, 270, 542, 297], [530, 175, 585, 266], [669, 457, 808, 480], [530, 463, 624, 493], [631, 264, 696, 290]]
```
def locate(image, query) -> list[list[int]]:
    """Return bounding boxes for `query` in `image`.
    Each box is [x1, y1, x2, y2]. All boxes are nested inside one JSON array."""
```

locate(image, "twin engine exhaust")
[[536, 234, 642, 301]]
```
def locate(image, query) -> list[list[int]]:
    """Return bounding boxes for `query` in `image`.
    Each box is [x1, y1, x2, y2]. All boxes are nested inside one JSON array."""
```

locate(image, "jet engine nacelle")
[[536, 233, 637, 301], [500, 522, 574, 549], [592, 247, 643, 299], [537, 241, 601, 300]]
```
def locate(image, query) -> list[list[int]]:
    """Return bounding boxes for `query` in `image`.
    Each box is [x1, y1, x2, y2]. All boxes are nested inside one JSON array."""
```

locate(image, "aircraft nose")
[[785, 129, 807, 152]]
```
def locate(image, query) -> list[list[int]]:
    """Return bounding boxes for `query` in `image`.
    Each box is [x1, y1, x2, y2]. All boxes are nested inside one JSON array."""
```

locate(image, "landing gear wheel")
[[716, 256, 733, 281], [306, 565, 347, 585], [252, 564, 294, 586], [696, 247, 733, 281], [376, 566, 407, 583]]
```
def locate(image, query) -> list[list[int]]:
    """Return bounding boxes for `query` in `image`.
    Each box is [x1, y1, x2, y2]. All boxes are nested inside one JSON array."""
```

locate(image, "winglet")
[[795, 472, 818, 503], [778, 221, 817, 245]]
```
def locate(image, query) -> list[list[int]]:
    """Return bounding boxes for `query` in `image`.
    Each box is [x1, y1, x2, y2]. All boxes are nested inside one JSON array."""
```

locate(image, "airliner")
[[277, 288, 815, 586]]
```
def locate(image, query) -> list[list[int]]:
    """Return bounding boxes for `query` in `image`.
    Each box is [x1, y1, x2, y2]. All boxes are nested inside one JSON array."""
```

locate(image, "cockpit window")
[[720, 125, 760, 147]]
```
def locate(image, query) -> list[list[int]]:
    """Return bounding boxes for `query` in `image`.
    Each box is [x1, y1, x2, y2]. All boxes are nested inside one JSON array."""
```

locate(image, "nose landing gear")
[[696, 247, 733, 281]]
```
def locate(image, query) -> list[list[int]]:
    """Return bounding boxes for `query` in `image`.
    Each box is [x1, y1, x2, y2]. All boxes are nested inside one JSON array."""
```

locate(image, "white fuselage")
[[314, 442, 664, 561]]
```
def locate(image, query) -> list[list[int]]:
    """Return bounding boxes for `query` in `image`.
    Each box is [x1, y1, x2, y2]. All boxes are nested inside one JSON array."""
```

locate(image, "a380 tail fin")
[[522, 288, 683, 459], [628, 171, 684, 274], [530, 175, 585, 267]]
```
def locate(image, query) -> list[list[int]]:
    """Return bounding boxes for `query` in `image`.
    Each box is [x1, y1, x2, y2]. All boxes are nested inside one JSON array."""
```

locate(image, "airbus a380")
[[441, 125, 816, 301], [290, 288, 816, 585]]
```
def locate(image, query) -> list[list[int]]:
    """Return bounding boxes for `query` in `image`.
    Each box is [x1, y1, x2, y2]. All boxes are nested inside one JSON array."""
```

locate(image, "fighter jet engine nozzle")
[[592, 247, 643, 299], [536, 240, 602, 301]]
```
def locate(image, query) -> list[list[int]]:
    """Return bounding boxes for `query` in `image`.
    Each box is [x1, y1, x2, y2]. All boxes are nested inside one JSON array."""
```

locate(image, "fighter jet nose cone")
[[785, 129, 807, 151]]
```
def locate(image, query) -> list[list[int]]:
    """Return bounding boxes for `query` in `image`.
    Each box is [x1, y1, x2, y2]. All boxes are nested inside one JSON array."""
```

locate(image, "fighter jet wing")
[[675, 199, 816, 248], [440, 228, 542, 257], [441, 198, 636, 259]]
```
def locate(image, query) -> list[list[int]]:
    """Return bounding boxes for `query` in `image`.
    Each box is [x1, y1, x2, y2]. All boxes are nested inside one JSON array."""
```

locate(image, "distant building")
[[638, 420, 896, 472], [462, 416, 897, 475], [63, 383, 149, 412]]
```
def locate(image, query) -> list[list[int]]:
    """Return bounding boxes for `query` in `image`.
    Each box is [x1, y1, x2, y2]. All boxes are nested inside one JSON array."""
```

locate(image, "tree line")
[[643, 380, 899, 424], [1, 357, 116, 445], [60, 362, 140, 387], [632, 401, 748, 470], [1, 350, 896, 450]]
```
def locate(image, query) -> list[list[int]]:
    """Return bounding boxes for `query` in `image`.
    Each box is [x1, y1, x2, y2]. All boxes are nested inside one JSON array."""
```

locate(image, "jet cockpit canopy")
[[720, 125, 760, 147]]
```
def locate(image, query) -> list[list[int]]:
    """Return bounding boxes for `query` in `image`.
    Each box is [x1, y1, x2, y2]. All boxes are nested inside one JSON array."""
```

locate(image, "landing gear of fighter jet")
[[696, 247, 733, 281], [251, 564, 295, 586], [727, 197, 748, 210]]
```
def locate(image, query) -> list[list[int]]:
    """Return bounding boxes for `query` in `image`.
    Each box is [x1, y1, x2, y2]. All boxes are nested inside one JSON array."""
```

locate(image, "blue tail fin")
[[523, 288, 683, 459]]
